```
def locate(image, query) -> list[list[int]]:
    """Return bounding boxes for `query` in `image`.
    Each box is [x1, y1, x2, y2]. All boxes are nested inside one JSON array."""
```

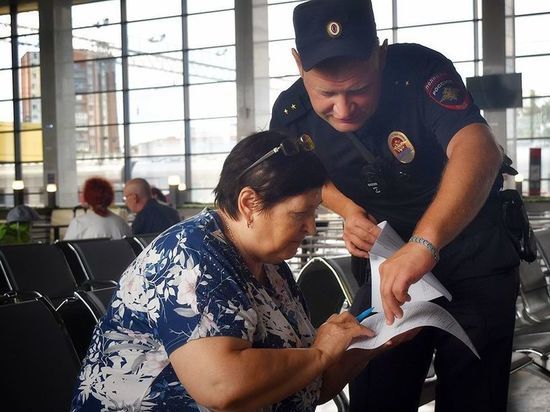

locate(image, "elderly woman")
[[70, 131, 382, 411], [64, 177, 131, 240]]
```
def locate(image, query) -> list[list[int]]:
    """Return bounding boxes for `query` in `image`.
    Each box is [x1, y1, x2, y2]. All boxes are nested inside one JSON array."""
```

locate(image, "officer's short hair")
[[293, 0, 377, 71], [214, 130, 327, 220]]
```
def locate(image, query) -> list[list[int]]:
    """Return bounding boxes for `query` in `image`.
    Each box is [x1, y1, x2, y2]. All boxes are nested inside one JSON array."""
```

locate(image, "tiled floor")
[[317, 369, 550, 411]]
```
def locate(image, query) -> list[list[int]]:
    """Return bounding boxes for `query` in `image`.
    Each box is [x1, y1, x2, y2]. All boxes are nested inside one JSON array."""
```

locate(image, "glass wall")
[[70, 0, 235, 204], [0, 5, 43, 206], [510, 3, 550, 195], [0, 0, 549, 206]]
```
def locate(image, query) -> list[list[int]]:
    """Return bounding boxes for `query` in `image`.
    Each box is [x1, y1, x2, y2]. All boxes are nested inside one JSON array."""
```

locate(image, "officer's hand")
[[379, 242, 437, 324], [343, 210, 380, 258]]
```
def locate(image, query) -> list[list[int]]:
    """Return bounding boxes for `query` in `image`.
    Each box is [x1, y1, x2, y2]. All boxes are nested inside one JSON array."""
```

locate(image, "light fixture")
[[514, 173, 524, 183], [12, 180, 24, 190], [46, 183, 57, 193], [178, 183, 187, 191]]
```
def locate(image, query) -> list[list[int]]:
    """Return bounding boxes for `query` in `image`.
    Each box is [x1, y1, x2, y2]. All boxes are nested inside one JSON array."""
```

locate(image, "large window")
[[70, 0, 236, 203], [510, 4, 550, 195], [0, 5, 43, 207]]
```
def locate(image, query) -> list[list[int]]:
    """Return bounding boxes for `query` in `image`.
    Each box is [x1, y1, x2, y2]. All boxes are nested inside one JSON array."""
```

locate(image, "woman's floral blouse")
[[70, 208, 321, 411]]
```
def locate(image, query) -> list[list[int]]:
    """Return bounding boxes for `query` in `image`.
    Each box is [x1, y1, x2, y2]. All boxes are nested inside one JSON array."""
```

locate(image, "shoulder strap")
[[345, 133, 377, 163]]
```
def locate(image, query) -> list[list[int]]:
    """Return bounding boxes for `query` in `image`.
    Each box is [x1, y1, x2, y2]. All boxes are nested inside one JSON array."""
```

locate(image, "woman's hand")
[[313, 311, 374, 368], [342, 209, 380, 258]]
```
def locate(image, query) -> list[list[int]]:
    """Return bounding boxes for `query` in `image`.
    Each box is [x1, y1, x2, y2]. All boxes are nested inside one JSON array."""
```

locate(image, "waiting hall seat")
[[125, 232, 160, 255], [57, 237, 137, 286], [297, 256, 360, 329], [0, 293, 81, 411]]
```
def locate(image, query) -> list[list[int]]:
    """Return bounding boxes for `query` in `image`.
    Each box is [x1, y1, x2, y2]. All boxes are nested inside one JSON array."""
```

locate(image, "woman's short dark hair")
[[214, 130, 327, 219], [83, 177, 114, 217]]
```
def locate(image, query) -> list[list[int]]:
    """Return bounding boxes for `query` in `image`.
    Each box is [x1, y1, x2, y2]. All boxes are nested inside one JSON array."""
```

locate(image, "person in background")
[[151, 186, 168, 204], [123, 177, 180, 235], [270, 0, 520, 410], [0, 204, 41, 245], [70, 130, 407, 411], [64, 177, 131, 240]]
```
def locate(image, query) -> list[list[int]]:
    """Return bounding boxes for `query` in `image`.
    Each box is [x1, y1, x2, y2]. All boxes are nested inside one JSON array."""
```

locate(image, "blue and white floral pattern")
[[71, 209, 321, 411]]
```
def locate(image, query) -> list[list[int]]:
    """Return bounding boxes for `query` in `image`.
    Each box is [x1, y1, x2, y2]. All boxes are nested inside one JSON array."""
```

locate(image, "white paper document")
[[348, 301, 480, 358], [370, 221, 452, 310]]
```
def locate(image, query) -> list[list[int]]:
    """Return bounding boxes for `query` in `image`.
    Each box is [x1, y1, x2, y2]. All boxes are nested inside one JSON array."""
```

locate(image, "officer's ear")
[[292, 48, 305, 77], [378, 39, 389, 70]]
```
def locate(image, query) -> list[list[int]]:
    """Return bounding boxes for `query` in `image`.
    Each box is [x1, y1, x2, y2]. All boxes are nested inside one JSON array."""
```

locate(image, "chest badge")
[[388, 131, 415, 163]]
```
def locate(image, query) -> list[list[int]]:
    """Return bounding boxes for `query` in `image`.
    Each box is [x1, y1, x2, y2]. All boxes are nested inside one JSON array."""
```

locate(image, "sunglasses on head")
[[238, 134, 315, 179]]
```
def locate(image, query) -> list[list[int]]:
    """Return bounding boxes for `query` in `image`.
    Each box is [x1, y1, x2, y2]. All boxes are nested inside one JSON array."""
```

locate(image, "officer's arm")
[[322, 181, 380, 257], [379, 123, 502, 324]]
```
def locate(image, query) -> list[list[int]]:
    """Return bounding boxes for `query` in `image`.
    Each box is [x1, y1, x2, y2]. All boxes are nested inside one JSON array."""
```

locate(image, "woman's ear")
[[237, 186, 260, 224]]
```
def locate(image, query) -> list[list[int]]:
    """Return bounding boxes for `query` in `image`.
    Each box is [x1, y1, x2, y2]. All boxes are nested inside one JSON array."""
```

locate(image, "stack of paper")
[[348, 221, 479, 358]]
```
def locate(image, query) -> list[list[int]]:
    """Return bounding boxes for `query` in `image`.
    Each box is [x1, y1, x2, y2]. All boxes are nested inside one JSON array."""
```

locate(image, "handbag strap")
[[346, 133, 377, 163]]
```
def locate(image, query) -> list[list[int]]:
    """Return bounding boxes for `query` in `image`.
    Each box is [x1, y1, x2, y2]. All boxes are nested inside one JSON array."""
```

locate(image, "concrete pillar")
[[39, 0, 78, 207]]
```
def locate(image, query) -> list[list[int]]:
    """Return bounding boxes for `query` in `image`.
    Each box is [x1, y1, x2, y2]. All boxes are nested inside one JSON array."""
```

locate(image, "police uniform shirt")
[[270, 43, 499, 240]]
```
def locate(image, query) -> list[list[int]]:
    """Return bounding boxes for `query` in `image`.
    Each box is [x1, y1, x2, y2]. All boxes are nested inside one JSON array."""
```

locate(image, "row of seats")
[[296, 227, 550, 409], [0, 234, 158, 359]]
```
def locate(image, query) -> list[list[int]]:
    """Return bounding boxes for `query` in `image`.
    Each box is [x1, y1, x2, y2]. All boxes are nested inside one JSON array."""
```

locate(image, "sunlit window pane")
[[397, 22, 475, 62], [516, 97, 550, 139], [75, 124, 123, 158], [129, 121, 185, 156], [188, 83, 236, 119], [73, 57, 122, 93], [72, 0, 120, 28], [269, 40, 298, 78], [397, 0, 473, 26], [188, 47, 235, 84], [0, 163, 16, 206], [74, 91, 122, 127], [77, 158, 125, 188], [268, 3, 299, 41], [129, 87, 184, 123], [20, 130, 42, 162], [0, 131, 14, 161], [129, 155, 185, 192], [0, 100, 14, 126], [187, 0, 234, 14], [378, 29, 393, 45], [127, 0, 181, 21], [21, 162, 44, 205], [127, 17, 182, 55], [72, 26, 122, 57], [0, 69, 12, 100], [516, 56, 550, 97], [187, 10, 235, 49], [191, 153, 226, 188], [372, 0, 393, 30], [515, 138, 550, 196], [269, 76, 298, 109], [0, 14, 10, 37], [128, 52, 183, 88], [0, 39, 11, 69], [16, 11, 39, 35], [20, 98, 41, 124], [515, 15, 550, 56], [515, 0, 550, 15], [454, 62, 477, 83], [17, 34, 40, 59], [189, 118, 237, 153]]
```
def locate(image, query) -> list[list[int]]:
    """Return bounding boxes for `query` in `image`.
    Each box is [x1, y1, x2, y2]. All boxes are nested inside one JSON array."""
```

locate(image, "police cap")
[[293, 0, 377, 71]]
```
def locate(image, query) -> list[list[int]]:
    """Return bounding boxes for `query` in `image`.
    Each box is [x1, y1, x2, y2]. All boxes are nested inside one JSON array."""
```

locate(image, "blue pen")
[[356, 307, 374, 322]]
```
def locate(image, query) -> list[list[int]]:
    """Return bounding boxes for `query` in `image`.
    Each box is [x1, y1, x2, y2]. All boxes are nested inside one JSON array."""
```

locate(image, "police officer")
[[269, 0, 520, 410]]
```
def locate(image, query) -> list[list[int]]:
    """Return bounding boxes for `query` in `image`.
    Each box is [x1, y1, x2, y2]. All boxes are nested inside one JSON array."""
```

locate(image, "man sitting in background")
[[124, 178, 180, 235]]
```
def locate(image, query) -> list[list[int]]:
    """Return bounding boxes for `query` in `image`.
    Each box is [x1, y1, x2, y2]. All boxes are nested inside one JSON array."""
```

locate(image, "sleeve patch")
[[424, 73, 471, 110]]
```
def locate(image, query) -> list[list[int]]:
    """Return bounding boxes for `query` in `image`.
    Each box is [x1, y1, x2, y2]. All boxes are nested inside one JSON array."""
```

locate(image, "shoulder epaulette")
[[273, 79, 312, 126]]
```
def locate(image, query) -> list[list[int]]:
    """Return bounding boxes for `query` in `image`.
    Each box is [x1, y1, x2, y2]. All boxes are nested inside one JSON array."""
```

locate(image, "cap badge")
[[326, 21, 342, 38], [388, 131, 415, 163]]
